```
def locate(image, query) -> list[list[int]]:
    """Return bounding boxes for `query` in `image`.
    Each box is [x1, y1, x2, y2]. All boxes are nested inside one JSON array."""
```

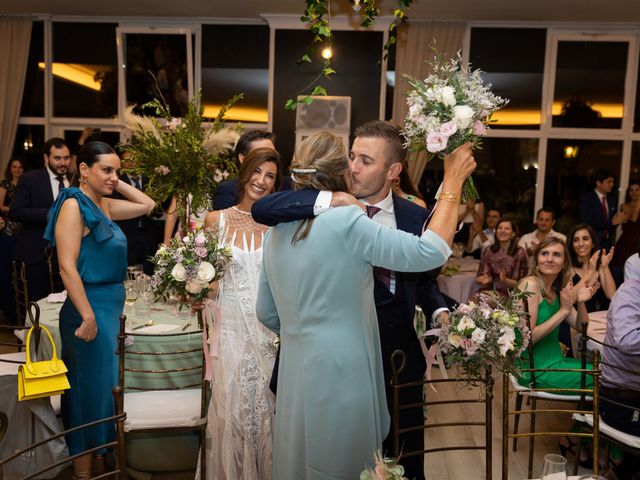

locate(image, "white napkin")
[[46, 290, 67, 303], [129, 323, 180, 334]]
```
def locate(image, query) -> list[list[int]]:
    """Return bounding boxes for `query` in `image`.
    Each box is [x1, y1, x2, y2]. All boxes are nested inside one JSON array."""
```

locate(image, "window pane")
[[552, 41, 628, 129], [21, 21, 44, 117], [544, 139, 622, 235], [63, 129, 121, 153], [201, 25, 269, 124], [634, 49, 640, 132], [12, 125, 45, 171], [632, 141, 640, 182], [125, 33, 189, 116], [52, 22, 118, 118], [419, 138, 538, 233], [469, 28, 546, 130]]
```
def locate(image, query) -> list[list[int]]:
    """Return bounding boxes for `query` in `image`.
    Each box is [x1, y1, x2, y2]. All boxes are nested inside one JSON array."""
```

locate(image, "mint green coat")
[[257, 206, 451, 480]]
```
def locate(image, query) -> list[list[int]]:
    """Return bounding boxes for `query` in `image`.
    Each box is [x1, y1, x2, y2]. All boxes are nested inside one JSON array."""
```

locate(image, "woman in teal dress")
[[256, 132, 476, 480], [44, 142, 155, 479], [516, 236, 597, 391]]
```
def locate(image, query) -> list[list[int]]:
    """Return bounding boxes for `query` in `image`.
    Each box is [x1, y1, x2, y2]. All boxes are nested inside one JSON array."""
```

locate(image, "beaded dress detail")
[[204, 207, 276, 480]]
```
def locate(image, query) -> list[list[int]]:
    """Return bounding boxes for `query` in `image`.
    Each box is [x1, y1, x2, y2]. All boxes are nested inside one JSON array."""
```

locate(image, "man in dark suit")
[[211, 130, 276, 210], [253, 121, 453, 480], [578, 169, 627, 251], [9, 137, 71, 301]]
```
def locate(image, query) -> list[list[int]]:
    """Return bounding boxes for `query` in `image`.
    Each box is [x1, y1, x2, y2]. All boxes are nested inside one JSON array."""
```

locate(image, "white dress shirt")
[[47, 166, 70, 201]]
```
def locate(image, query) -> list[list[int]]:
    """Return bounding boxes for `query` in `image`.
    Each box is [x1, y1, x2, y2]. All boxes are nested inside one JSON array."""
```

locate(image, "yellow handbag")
[[17, 325, 70, 401]]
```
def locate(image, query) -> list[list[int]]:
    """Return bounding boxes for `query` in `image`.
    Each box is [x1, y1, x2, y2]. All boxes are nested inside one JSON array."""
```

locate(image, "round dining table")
[[436, 258, 481, 305]]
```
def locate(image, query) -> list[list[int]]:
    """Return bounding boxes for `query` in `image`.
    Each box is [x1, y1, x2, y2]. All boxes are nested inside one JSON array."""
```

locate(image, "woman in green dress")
[[516, 236, 597, 390]]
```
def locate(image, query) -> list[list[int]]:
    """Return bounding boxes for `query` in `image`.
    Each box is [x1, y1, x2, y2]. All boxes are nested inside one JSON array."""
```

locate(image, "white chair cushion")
[[0, 351, 26, 376], [50, 395, 61, 415], [509, 374, 592, 401], [123, 389, 204, 432], [574, 413, 640, 449]]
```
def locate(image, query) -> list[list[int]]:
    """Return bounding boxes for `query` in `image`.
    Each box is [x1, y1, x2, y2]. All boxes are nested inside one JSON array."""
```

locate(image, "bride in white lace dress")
[[202, 147, 281, 480]]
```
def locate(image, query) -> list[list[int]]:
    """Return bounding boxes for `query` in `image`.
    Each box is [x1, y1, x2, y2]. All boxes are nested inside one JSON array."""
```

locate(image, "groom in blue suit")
[[253, 121, 452, 480]]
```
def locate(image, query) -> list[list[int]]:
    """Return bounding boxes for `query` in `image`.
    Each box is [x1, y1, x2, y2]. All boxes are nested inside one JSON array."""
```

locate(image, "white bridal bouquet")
[[150, 228, 232, 304], [402, 51, 509, 201], [434, 289, 530, 380]]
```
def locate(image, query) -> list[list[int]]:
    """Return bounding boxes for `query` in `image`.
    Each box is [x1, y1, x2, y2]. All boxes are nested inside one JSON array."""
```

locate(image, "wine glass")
[[124, 280, 139, 318], [541, 454, 567, 480]]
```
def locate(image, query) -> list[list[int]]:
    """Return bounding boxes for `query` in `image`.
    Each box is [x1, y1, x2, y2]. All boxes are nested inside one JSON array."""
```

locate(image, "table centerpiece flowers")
[[432, 288, 531, 380], [401, 51, 509, 201], [360, 450, 409, 480]]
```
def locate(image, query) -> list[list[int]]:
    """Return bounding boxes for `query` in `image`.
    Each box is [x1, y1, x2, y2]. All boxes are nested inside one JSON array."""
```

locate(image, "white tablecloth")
[[437, 259, 481, 304]]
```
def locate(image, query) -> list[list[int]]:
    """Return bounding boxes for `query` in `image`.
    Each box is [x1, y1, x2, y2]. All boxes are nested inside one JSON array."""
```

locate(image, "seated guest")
[[517, 237, 595, 389], [476, 219, 529, 296], [567, 223, 616, 312], [454, 197, 484, 245], [599, 279, 640, 478], [466, 207, 500, 258], [211, 130, 276, 210], [518, 207, 566, 261]]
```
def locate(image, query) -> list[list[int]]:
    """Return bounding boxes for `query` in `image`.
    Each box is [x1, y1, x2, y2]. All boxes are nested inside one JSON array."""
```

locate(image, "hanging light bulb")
[[321, 46, 333, 60]]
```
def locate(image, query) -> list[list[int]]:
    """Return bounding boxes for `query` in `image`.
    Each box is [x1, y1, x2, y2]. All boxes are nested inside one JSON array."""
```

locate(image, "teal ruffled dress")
[[44, 188, 127, 455]]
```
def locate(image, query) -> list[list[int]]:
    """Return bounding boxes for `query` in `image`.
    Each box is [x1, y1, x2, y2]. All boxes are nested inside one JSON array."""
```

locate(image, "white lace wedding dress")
[[203, 207, 277, 480]]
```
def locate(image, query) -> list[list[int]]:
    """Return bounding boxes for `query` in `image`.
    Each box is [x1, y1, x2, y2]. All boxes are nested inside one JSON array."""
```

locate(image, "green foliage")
[[122, 90, 241, 224]]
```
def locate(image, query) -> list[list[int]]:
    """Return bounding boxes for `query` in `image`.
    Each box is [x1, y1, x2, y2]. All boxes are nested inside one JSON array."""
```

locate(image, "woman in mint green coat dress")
[[256, 132, 476, 480]]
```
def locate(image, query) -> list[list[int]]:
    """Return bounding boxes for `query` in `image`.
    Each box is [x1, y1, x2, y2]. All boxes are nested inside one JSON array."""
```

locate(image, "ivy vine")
[[284, 0, 412, 110]]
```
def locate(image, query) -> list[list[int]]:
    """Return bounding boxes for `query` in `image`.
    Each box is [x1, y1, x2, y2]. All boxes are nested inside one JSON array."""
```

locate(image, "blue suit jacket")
[[578, 190, 617, 246], [9, 168, 57, 264], [252, 189, 449, 379]]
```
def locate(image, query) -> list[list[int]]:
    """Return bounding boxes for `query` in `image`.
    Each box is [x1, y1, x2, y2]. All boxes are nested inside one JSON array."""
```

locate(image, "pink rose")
[[439, 120, 458, 138], [195, 246, 208, 258], [461, 338, 478, 356], [194, 233, 206, 246], [426, 132, 448, 153], [472, 120, 487, 136]]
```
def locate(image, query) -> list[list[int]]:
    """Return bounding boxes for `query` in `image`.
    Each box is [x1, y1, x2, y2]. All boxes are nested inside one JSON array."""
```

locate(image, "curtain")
[[392, 20, 466, 185], [0, 17, 32, 176]]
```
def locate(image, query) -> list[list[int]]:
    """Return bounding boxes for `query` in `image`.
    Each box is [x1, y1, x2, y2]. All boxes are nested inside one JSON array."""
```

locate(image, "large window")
[[52, 22, 118, 118], [20, 21, 44, 118], [552, 40, 628, 129], [469, 28, 546, 130], [201, 25, 269, 124]]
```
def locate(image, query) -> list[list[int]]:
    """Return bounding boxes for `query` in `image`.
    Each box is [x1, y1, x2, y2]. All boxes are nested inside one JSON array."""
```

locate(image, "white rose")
[[452, 105, 475, 129], [171, 263, 187, 282], [186, 280, 205, 295], [183, 236, 191, 244], [448, 332, 462, 348], [457, 315, 476, 332], [471, 327, 487, 344], [498, 326, 516, 356], [196, 261, 216, 283], [440, 86, 457, 106]]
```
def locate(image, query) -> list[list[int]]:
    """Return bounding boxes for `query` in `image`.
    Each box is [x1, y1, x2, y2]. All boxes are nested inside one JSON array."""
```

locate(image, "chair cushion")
[[50, 395, 61, 415], [509, 374, 592, 401], [123, 389, 204, 432], [574, 413, 640, 449]]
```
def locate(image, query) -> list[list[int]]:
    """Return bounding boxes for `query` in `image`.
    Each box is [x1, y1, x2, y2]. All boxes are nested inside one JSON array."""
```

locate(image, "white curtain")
[[0, 17, 32, 175], [392, 20, 466, 184]]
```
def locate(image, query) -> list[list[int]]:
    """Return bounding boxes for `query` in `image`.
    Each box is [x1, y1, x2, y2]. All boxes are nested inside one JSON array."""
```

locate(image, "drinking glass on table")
[[124, 279, 139, 317], [541, 454, 567, 480]]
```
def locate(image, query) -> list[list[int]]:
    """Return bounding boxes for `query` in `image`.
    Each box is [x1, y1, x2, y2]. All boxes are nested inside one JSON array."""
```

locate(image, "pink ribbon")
[[201, 299, 222, 381], [421, 328, 449, 392]]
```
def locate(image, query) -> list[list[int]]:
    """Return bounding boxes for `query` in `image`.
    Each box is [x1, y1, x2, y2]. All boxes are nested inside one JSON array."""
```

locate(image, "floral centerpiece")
[[360, 450, 408, 480], [433, 288, 530, 380], [402, 51, 509, 201], [122, 90, 241, 232], [150, 227, 232, 304]]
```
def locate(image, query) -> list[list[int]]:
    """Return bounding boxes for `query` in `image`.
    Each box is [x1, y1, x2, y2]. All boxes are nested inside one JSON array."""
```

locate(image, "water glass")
[[135, 291, 153, 318], [541, 454, 567, 480], [578, 476, 606, 480]]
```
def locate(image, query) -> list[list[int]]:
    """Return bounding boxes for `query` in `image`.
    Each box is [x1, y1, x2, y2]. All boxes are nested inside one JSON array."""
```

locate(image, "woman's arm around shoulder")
[[105, 180, 155, 221]]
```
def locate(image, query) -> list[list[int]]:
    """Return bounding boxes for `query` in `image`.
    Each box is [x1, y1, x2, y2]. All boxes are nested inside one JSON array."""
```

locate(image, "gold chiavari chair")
[[10, 261, 29, 326], [502, 350, 601, 479], [116, 314, 207, 477], [390, 349, 494, 479], [0, 387, 126, 480], [0, 301, 40, 355]]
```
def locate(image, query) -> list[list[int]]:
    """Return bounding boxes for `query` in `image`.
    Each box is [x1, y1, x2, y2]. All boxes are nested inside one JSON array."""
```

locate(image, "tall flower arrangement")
[[434, 288, 530, 380], [402, 52, 508, 201], [122, 91, 241, 231]]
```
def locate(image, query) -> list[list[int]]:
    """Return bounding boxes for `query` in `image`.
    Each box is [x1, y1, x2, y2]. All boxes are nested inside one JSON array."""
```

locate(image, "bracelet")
[[437, 192, 460, 203]]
